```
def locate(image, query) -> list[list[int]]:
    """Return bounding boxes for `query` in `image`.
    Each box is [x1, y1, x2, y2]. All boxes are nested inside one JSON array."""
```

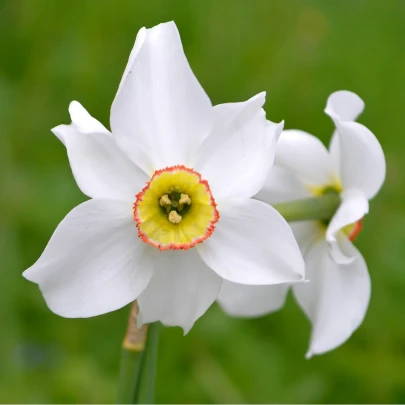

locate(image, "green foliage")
[[1, 0, 404, 402]]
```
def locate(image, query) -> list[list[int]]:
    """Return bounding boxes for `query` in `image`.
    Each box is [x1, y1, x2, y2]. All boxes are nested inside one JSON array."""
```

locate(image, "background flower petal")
[[255, 166, 311, 204], [290, 221, 324, 254], [138, 248, 222, 334], [274, 129, 335, 187], [293, 238, 371, 358], [23, 199, 154, 318], [197, 199, 305, 285], [111, 21, 213, 174], [324, 90, 365, 122], [326, 188, 369, 263], [327, 119, 386, 200]]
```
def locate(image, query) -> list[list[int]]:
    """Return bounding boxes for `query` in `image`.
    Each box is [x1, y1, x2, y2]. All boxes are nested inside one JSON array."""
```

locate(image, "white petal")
[[324, 90, 365, 122], [53, 101, 110, 146], [23, 199, 155, 318], [197, 199, 305, 285], [116, 27, 147, 96], [195, 92, 283, 202], [52, 102, 148, 201], [327, 119, 386, 200], [138, 248, 222, 334], [111, 21, 213, 174], [326, 188, 368, 263], [290, 221, 324, 254], [69, 101, 110, 133], [255, 165, 311, 204], [216, 222, 318, 319], [328, 131, 341, 175], [218, 281, 289, 318], [328, 232, 359, 265], [293, 238, 371, 357], [325, 91, 385, 200], [275, 130, 335, 187]]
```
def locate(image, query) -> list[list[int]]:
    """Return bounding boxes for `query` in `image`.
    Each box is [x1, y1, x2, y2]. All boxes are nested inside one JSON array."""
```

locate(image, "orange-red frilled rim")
[[133, 165, 219, 251], [347, 219, 363, 242], [341, 218, 363, 242]]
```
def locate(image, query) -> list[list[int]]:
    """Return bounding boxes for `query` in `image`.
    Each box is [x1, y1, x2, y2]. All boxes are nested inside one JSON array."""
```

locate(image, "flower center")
[[134, 165, 219, 251], [159, 192, 192, 224], [314, 186, 363, 241]]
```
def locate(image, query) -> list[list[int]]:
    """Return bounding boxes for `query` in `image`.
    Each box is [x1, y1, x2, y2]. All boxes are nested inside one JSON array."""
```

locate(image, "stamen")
[[179, 193, 191, 205], [159, 194, 171, 206], [168, 210, 182, 224]]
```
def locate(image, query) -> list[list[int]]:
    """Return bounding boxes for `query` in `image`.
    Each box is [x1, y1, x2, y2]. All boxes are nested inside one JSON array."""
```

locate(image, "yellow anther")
[[168, 210, 182, 224], [159, 194, 171, 206], [179, 193, 191, 205]]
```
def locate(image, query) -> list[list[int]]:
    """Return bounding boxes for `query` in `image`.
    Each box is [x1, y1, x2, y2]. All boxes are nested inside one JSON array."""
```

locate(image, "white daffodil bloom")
[[23, 21, 305, 333], [219, 90, 386, 356]]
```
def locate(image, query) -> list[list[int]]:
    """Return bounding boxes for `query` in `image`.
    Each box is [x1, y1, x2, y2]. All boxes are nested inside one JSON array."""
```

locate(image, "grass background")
[[1, 0, 404, 403]]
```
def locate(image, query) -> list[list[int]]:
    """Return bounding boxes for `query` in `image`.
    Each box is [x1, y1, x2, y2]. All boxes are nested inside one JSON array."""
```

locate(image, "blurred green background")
[[1, 0, 404, 403]]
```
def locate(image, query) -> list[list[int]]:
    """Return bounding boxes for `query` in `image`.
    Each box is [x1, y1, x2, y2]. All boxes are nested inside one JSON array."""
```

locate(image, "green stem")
[[272, 192, 341, 222], [117, 349, 145, 404], [134, 322, 161, 404], [116, 302, 148, 404]]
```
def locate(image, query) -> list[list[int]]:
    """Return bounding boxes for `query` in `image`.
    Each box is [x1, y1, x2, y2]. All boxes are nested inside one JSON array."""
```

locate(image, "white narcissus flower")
[[23, 21, 305, 333], [218, 90, 386, 356]]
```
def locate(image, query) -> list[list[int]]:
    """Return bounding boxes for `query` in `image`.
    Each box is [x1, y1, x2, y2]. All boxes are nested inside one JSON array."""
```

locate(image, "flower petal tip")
[[22, 268, 36, 283], [152, 21, 179, 36], [271, 120, 285, 141], [325, 90, 365, 122], [288, 276, 309, 286], [275, 120, 285, 130], [68, 100, 88, 122], [247, 91, 267, 109], [51, 124, 67, 144], [68, 100, 81, 113]]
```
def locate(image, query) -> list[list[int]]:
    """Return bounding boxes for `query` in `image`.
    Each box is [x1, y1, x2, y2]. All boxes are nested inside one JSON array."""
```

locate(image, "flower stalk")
[[117, 301, 148, 404], [272, 192, 341, 222], [135, 322, 160, 404]]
